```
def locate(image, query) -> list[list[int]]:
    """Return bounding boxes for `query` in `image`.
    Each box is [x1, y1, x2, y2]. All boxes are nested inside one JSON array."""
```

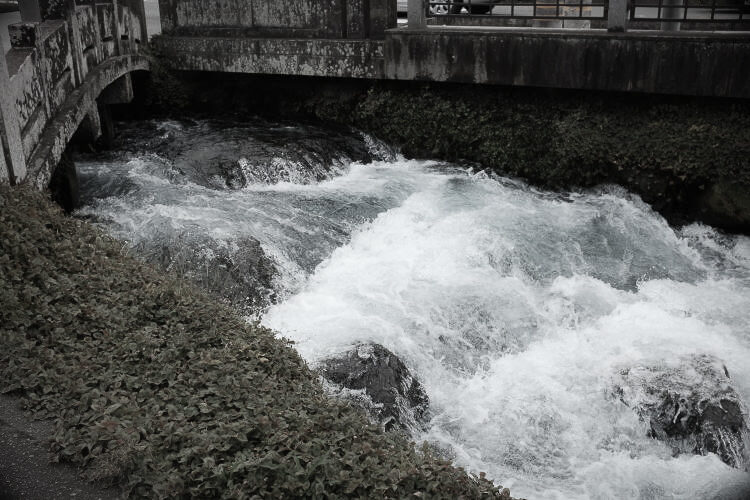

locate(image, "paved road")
[[0, 396, 118, 500]]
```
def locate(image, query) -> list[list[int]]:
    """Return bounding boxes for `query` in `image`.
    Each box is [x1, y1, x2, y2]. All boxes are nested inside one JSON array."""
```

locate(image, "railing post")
[[0, 37, 27, 183], [65, 0, 86, 87], [607, 0, 628, 31], [112, 0, 122, 55], [408, 0, 427, 29], [19, 0, 43, 23], [661, 0, 682, 30]]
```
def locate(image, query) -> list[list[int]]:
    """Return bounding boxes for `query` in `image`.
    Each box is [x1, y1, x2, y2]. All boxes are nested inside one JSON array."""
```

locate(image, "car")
[[399, 0, 450, 15], [0, 0, 18, 14], [397, 0, 497, 15]]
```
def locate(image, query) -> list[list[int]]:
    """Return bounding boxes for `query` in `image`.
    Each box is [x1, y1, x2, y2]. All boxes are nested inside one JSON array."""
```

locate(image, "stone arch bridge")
[[0, 0, 149, 188]]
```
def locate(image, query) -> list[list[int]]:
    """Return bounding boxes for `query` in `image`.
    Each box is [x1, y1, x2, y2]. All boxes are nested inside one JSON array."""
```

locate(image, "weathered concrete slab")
[[155, 36, 385, 78], [384, 28, 750, 98]]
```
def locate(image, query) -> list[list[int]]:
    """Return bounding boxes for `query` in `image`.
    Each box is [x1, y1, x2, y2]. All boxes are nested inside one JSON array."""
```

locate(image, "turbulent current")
[[75, 119, 750, 500]]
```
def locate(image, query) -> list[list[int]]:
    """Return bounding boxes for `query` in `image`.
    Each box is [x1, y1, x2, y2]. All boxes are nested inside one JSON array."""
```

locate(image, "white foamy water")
[[78, 121, 750, 499]]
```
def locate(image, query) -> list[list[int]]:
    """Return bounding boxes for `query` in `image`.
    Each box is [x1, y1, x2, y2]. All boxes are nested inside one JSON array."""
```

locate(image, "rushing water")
[[76, 119, 750, 500]]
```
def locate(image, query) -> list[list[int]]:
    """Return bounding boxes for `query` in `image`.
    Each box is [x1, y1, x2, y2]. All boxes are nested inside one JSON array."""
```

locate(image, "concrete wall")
[[384, 29, 750, 99], [0, 0, 148, 186], [158, 0, 397, 39], [156, 27, 750, 99], [154, 36, 384, 79]]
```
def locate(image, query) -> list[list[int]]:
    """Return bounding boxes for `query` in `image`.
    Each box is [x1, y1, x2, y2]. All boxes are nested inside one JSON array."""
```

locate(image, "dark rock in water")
[[132, 233, 277, 315], [613, 354, 749, 469], [101, 119, 378, 190], [321, 344, 429, 433]]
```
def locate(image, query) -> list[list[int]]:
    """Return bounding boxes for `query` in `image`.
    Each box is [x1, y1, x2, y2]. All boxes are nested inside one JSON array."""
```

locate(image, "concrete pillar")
[[157, 0, 177, 35], [48, 149, 79, 212], [0, 37, 26, 183], [76, 104, 103, 144], [661, 0, 682, 31], [408, 0, 426, 29], [97, 102, 115, 149], [607, 0, 628, 31]]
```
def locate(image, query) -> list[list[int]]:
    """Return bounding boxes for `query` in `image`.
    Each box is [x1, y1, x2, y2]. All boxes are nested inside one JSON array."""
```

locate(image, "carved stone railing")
[[0, 0, 147, 185]]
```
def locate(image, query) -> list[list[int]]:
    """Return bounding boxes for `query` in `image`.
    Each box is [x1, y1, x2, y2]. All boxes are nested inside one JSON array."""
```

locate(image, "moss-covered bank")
[[0, 185, 508, 498], [133, 69, 750, 233]]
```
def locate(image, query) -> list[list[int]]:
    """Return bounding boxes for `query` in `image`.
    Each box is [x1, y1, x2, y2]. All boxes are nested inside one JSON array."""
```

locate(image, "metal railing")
[[429, 0, 608, 20], [630, 0, 748, 23], [406, 0, 750, 30]]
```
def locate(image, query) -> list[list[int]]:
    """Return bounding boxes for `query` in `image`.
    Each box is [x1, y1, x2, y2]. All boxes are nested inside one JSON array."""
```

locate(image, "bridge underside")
[[154, 28, 750, 99]]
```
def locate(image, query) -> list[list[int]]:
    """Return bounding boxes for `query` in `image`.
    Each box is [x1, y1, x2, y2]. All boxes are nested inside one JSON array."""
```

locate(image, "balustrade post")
[[65, 0, 87, 86], [607, 0, 628, 31], [408, 0, 427, 29], [0, 37, 27, 183], [661, 0, 682, 30], [112, 0, 122, 56]]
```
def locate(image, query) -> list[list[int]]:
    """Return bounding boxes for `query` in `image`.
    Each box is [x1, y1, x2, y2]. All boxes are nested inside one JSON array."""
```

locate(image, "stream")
[[75, 118, 750, 500]]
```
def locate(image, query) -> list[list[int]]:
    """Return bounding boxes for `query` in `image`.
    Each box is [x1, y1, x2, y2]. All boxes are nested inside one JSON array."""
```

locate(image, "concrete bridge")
[[154, 0, 750, 98], [0, 0, 149, 188], [1, 0, 748, 191]]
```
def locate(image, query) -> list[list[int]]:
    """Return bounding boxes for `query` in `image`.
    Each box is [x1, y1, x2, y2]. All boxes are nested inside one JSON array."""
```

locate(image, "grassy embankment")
[[0, 185, 508, 498]]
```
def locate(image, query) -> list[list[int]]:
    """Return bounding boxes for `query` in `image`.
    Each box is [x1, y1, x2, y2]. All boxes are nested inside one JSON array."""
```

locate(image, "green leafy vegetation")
[[348, 85, 750, 232], [0, 185, 508, 498]]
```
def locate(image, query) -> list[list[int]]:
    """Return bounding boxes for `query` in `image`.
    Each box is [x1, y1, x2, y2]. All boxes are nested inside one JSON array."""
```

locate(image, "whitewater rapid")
[[76, 120, 750, 499]]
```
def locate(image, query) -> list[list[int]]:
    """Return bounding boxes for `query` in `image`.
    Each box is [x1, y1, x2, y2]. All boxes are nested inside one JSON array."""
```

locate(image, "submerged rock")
[[132, 233, 277, 315], [321, 344, 429, 433], [613, 354, 749, 469]]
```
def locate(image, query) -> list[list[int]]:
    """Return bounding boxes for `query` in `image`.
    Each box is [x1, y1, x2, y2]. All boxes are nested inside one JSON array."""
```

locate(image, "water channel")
[[74, 118, 750, 500]]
